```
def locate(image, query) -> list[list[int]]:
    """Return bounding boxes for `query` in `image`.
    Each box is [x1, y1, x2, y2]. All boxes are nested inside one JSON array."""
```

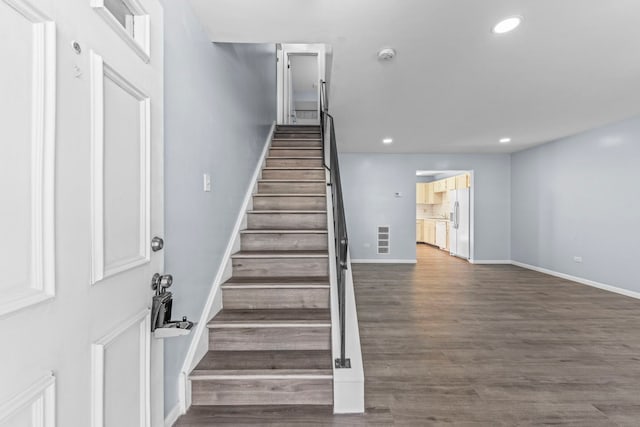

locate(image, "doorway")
[[415, 170, 474, 262], [288, 54, 319, 124], [276, 44, 326, 125]]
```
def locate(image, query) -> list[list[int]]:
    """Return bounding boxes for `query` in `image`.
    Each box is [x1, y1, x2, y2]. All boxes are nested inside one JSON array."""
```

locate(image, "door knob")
[[151, 236, 164, 252], [151, 273, 173, 293]]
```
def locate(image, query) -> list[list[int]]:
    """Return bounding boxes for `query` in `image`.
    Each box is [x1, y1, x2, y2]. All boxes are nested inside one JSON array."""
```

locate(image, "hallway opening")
[[416, 170, 473, 264]]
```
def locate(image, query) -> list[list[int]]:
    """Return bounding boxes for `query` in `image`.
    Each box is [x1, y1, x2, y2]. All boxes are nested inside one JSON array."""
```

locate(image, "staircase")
[[188, 125, 333, 407]]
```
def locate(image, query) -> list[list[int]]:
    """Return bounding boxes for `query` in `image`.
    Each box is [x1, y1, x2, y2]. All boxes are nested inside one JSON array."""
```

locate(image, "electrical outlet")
[[203, 173, 211, 192], [573, 256, 583, 263]]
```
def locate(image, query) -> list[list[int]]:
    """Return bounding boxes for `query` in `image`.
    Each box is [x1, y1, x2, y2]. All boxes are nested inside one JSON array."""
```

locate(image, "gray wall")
[[161, 0, 276, 415], [511, 116, 640, 293], [340, 153, 511, 261]]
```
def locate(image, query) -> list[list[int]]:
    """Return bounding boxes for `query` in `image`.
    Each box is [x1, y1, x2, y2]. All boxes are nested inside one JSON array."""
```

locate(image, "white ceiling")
[[189, 0, 640, 153]]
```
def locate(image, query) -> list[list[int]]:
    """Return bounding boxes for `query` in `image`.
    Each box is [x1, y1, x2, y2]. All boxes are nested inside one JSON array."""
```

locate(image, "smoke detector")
[[377, 48, 396, 60]]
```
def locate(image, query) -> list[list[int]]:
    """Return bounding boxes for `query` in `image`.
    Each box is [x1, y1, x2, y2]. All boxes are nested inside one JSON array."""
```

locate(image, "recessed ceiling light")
[[492, 16, 522, 34], [383, 138, 393, 144], [499, 137, 512, 144]]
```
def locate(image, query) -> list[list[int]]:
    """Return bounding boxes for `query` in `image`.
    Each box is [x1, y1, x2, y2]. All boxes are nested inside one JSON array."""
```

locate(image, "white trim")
[[0, 373, 55, 426], [469, 259, 512, 265], [91, 309, 151, 427], [351, 259, 417, 264], [90, 0, 151, 63], [511, 261, 640, 300], [90, 51, 151, 285], [164, 402, 181, 427], [178, 121, 276, 415], [0, 0, 56, 318], [325, 139, 365, 414], [278, 44, 326, 124]]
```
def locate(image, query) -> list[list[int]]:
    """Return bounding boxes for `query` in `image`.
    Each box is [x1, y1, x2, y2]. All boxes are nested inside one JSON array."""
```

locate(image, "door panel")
[[91, 52, 151, 283], [0, 0, 55, 317], [0, 0, 164, 426], [92, 310, 150, 427]]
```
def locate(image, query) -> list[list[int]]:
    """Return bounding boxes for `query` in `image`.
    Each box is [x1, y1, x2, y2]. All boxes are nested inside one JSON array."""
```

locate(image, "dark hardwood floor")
[[175, 244, 640, 426]]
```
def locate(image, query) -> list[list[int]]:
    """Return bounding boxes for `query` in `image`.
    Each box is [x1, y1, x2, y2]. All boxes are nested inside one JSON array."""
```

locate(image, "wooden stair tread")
[[266, 156, 323, 159], [263, 167, 324, 170], [177, 405, 334, 420], [191, 350, 331, 374], [259, 179, 325, 183], [208, 309, 331, 326], [240, 229, 327, 234], [252, 194, 325, 197], [222, 276, 329, 288], [270, 147, 322, 149], [190, 369, 332, 378], [247, 210, 325, 213], [232, 250, 328, 258]]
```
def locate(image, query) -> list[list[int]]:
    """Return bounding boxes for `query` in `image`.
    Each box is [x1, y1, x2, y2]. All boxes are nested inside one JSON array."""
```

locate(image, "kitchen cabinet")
[[433, 180, 446, 193], [416, 220, 424, 242], [416, 183, 426, 204], [426, 183, 442, 204], [423, 220, 436, 245], [416, 183, 442, 204], [435, 221, 447, 249], [456, 173, 470, 189], [446, 177, 456, 191]]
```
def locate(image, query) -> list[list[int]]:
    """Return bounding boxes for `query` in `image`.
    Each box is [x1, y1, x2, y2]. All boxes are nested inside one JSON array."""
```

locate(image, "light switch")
[[203, 173, 211, 192]]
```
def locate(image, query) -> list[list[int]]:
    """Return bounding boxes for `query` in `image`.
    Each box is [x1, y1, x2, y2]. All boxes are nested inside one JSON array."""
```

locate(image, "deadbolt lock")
[[151, 236, 164, 252]]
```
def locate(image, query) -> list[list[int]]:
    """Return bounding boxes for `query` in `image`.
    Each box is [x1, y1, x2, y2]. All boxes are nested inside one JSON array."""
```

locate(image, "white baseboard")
[[164, 402, 181, 427], [469, 259, 512, 264], [351, 259, 416, 264], [511, 261, 640, 300], [177, 121, 275, 414]]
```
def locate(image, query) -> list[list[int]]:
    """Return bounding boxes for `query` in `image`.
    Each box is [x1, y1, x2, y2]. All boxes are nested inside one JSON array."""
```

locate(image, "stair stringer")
[[177, 121, 275, 414], [325, 154, 365, 414]]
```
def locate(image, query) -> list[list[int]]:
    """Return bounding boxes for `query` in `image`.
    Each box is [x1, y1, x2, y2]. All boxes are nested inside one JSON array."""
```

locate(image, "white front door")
[[0, 0, 164, 426]]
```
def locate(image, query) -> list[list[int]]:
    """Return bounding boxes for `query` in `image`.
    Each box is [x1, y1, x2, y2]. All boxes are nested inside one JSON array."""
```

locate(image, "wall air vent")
[[377, 226, 390, 254]]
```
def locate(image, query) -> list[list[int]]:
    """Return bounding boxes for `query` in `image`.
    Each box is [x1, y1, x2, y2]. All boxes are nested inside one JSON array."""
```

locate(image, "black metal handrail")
[[320, 80, 351, 369]]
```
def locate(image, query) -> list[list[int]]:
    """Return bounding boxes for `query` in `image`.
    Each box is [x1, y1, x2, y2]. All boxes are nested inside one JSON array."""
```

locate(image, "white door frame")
[[277, 44, 325, 125], [415, 170, 475, 262]]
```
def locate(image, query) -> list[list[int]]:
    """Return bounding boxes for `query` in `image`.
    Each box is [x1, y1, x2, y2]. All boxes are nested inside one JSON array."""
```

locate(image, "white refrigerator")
[[449, 188, 470, 259]]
